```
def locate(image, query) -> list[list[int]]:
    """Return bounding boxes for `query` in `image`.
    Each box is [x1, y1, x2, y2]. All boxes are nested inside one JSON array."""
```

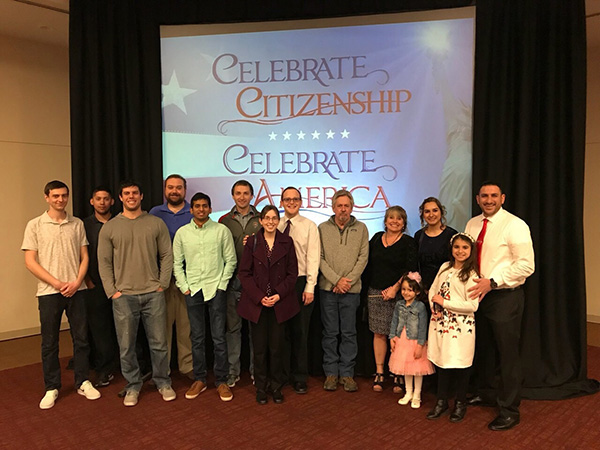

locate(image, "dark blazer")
[[237, 229, 299, 324]]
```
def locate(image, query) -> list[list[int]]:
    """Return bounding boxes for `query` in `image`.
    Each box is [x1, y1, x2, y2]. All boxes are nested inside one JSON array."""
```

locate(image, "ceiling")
[[0, 0, 598, 49]]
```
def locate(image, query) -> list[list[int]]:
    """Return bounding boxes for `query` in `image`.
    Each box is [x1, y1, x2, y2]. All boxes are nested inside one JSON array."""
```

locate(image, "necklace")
[[383, 232, 402, 247]]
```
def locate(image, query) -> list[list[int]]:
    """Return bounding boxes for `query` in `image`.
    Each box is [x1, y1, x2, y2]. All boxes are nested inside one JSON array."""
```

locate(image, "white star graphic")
[[312, 130, 320, 140], [162, 71, 197, 114], [283, 131, 291, 140], [269, 132, 277, 141], [326, 130, 335, 139], [341, 129, 350, 138], [297, 131, 306, 140]]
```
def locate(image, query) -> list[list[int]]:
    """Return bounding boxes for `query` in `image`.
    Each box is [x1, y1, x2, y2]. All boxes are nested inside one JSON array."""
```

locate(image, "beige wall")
[[585, 38, 600, 323], [0, 34, 71, 339]]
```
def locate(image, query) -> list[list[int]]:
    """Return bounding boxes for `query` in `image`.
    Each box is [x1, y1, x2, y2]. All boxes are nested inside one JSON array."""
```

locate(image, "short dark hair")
[[479, 181, 503, 195], [165, 174, 187, 189], [91, 185, 113, 198], [260, 204, 280, 220], [191, 192, 211, 208], [282, 186, 302, 200], [231, 179, 254, 196], [119, 180, 143, 196], [44, 180, 69, 196]]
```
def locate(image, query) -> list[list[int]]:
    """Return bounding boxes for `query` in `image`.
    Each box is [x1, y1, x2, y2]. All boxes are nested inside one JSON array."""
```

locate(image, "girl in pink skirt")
[[388, 272, 434, 409]]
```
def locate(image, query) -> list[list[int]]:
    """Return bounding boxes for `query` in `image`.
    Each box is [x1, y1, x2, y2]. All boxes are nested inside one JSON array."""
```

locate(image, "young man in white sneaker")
[[173, 193, 237, 402], [22, 180, 101, 409], [98, 180, 176, 407]]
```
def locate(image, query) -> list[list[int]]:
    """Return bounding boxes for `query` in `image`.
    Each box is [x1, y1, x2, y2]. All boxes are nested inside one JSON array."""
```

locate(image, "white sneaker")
[[411, 397, 421, 409], [77, 380, 101, 400], [39, 389, 59, 409], [398, 392, 413, 405], [123, 390, 139, 407], [159, 385, 177, 402]]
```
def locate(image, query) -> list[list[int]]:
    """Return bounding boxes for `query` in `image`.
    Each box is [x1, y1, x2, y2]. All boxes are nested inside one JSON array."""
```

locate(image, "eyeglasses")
[[282, 197, 301, 203], [261, 217, 279, 222]]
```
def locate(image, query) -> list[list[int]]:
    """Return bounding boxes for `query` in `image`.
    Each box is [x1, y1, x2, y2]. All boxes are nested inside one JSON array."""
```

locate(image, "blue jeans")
[[320, 290, 360, 377], [112, 291, 171, 392], [38, 291, 90, 390], [186, 289, 229, 386]]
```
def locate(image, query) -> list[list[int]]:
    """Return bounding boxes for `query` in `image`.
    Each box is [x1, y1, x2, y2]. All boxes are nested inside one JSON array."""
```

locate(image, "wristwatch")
[[489, 278, 498, 290]]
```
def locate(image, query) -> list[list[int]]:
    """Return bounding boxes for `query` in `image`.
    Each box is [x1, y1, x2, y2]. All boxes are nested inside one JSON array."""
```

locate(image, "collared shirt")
[[277, 214, 320, 294], [173, 218, 237, 300], [22, 211, 89, 297], [149, 201, 193, 241], [83, 213, 112, 287], [231, 206, 256, 230], [465, 207, 535, 289]]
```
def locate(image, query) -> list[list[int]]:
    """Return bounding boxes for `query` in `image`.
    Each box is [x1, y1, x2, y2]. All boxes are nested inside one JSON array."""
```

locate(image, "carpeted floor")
[[0, 347, 599, 449]]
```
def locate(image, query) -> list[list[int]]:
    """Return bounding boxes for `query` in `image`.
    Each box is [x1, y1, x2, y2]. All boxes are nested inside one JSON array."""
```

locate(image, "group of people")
[[22, 176, 534, 431]]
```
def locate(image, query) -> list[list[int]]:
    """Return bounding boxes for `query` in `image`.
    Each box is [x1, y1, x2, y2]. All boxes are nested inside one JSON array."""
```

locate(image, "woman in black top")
[[413, 197, 457, 292], [364, 206, 418, 393]]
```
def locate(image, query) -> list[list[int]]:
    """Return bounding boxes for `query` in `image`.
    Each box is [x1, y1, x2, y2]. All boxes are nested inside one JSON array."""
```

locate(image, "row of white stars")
[[268, 129, 350, 141]]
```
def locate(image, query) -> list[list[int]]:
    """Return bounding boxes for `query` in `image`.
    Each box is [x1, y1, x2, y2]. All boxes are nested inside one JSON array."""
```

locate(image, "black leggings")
[[436, 366, 471, 402]]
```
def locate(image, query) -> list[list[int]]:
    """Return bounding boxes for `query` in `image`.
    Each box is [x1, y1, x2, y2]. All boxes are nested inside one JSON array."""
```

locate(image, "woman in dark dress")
[[237, 205, 299, 404], [364, 206, 418, 393], [413, 197, 457, 293]]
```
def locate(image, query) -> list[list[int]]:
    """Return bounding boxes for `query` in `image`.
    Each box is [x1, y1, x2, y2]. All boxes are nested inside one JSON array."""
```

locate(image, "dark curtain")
[[472, 0, 597, 399], [69, 0, 597, 399]]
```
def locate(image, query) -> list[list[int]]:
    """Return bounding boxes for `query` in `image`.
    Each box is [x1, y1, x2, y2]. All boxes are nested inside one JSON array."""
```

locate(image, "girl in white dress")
[[426, 233, 479, 423]]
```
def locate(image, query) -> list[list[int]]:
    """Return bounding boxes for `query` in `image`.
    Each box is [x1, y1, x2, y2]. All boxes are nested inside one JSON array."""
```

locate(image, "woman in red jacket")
[[237, 205, 299, 404]]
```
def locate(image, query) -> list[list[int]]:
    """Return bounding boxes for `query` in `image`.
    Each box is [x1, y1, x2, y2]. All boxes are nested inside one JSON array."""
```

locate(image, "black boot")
[[450, 401, 467, 423], [426, 399, 449, 420]]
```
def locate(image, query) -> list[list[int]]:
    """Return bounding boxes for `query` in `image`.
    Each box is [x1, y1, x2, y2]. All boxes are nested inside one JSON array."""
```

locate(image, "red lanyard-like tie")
[[476, 218, 488, 270]]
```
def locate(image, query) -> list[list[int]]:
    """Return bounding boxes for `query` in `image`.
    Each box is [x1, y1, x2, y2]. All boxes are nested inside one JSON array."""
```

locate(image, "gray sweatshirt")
[[318, 215, 369, 293], [98, 212, 173, 298]]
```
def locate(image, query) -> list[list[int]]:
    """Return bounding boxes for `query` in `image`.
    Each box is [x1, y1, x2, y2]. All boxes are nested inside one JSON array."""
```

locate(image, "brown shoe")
[[323, 375, 338, 391], [217, 384, 233, 402], [339, 376, 358, 392], [185, 380, 207, 399]]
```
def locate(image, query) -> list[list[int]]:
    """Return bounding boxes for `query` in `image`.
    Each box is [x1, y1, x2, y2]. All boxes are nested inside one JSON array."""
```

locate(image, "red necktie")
[[283, 219, 291, 236], [476, 218, 488, 271]]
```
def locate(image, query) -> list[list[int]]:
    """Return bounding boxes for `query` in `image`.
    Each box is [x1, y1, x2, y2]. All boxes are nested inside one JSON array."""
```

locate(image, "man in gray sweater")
[[318, 189, 369, 393], [98, 180, 176, 407]]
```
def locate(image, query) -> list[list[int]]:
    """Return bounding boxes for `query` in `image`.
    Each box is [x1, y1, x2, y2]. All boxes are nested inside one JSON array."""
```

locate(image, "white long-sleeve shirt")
[[277, 213, 320, 294], [465, 208, 535, 289]]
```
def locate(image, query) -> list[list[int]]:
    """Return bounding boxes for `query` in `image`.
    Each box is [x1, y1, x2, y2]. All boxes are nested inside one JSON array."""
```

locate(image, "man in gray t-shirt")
[[22, 180, 101, 410], [98, 180, 175, 407]]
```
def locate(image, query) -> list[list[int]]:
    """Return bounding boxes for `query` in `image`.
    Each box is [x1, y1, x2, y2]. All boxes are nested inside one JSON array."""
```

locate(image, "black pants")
[[85, 286, 119, 377], [473, 288, 524, 418], [39, 292, 90, 390], [251, 307, 286, 392], [286, 276, 314, 383], [437, 366, 471, 402]]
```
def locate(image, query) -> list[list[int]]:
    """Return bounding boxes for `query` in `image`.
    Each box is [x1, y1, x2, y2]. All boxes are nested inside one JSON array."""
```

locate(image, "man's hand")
[[302, 292, 314, 305], [468, 278, 491, 301], [335, 277, 352, 294], [112, 291, 123, 300], [60, 281, 81, 298], [183, 290, 191, 296]]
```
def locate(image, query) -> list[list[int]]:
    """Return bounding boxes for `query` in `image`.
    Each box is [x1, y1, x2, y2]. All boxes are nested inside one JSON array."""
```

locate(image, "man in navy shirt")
[[149, 174, 194, 379]]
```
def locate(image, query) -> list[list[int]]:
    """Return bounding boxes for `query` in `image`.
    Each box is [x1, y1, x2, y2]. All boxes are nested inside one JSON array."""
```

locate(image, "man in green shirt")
[[173, 192, 237, 402]]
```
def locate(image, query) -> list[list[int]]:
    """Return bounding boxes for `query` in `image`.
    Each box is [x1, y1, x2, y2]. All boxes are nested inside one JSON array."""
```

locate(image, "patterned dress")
[[427, 264, 479, 369]]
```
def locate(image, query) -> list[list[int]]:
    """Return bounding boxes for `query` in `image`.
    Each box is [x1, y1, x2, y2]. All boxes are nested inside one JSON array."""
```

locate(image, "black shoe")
[[256, 390, 268, 405], [94, 373, 115, 388], [272, 389, 284, 404], [488, 415, 520, 431], [426, 399, 449, 420], [293, 381, 308, 394], [467, 395, 494, 407], [449, 401, 467, 423]]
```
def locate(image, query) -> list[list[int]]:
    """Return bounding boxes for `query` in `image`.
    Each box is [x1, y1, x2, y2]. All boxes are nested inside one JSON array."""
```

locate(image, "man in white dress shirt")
[[465, 181, 535, 431], [278, 187, 320, 394]]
